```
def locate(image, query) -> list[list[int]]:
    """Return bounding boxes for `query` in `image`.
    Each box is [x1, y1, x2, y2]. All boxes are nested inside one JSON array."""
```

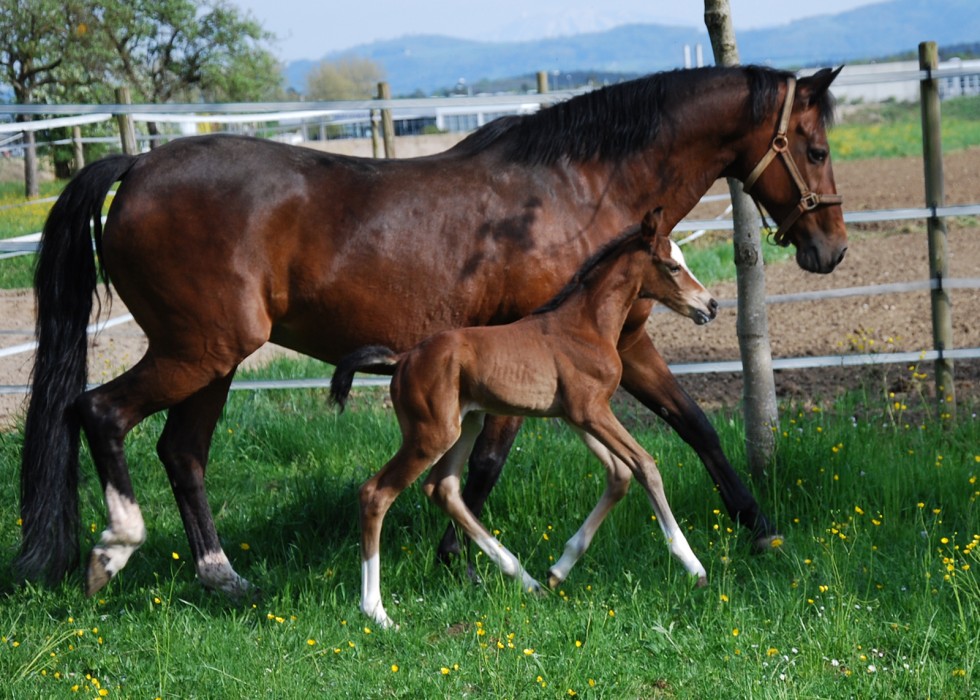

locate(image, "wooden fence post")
[[71, 125, 85, 173], [536, 71, 549, 95], [377, 82, 396, 159], [918, 41, 955, 418], [370, 109, 381, 158], [114, 87, 138, 155]]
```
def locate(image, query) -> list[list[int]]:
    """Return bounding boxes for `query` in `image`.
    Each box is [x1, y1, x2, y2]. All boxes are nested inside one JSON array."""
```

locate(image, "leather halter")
[[742, 77, 843, 245]]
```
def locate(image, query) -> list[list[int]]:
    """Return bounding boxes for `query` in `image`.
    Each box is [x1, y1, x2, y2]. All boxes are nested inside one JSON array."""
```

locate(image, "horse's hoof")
[[695, 575, 708, 588], [752, 533, 786, 553], [546, 570, 563, 590], [85, 551, 113, 597]]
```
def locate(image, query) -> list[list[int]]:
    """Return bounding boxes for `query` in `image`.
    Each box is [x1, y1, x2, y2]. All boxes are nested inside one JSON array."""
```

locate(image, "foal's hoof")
[[545, 570, 563, 591], [85, 551, 113, 597], [695, 575, 709, 589]]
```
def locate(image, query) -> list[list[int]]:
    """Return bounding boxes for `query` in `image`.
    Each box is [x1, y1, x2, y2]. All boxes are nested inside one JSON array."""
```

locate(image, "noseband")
[[742, 77, 843, 246]]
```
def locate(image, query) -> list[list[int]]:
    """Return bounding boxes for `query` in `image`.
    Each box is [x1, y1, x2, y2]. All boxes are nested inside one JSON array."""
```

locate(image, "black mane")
[[532, 223, 649, 315], [452, 65, 807, 166]]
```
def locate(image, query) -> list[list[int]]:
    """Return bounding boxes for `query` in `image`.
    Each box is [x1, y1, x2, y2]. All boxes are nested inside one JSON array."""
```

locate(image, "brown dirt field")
[[2, 146, 979, 429]]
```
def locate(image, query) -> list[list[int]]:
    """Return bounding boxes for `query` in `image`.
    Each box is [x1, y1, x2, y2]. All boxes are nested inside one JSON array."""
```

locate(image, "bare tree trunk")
[[704, 0, 778, 479]]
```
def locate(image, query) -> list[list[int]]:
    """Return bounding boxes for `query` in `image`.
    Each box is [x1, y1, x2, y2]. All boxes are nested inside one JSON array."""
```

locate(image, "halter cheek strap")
[[742, 77, 843, 246]]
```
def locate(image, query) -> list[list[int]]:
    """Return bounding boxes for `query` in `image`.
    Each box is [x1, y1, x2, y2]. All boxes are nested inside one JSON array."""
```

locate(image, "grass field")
[[0, 359, 977, 698]]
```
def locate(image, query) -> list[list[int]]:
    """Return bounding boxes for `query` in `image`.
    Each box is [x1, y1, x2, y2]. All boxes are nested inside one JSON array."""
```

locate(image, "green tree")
[[96, 0, 284, 143], [305, 57, 385, 100], [0, 0, 101, 196]]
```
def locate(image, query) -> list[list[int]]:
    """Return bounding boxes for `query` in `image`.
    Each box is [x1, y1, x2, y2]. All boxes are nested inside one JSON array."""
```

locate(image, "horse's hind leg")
[[546, 429, 632, 589], [78, 354, 233, 596], [156, 372, 251, 597]]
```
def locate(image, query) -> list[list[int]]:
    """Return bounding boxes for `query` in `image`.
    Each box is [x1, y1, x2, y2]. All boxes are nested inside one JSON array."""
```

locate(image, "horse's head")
[[740, 67, 848, 274], [641, 209, 718, 325]]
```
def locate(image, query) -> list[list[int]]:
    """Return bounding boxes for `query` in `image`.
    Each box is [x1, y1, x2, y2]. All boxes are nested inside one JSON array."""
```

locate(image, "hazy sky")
[[229, 0, 884, 63]]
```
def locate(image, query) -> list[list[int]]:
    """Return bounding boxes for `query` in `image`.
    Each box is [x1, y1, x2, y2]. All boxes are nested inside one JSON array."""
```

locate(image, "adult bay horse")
[[17, 65, 846, 596], [331, 209, 718, 629]]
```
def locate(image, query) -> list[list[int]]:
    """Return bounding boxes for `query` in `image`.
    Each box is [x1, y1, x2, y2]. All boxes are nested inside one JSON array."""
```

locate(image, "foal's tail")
[[329, 345, 400, 412], [16, 154, 138, 586]]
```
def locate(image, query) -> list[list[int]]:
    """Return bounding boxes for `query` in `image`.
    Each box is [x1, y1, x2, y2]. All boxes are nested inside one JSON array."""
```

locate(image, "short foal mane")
[[452, 65, 826, 167], [532, 225, 649, 315]]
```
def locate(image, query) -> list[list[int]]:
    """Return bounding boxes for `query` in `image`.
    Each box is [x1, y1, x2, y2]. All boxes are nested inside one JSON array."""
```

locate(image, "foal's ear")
[[797, 66, 843, 105], [641, 207, 664, 239]]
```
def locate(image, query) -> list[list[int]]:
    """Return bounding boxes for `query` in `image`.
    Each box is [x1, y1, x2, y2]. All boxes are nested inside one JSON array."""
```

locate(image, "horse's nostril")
[[836, 247, 848, 266], [709, 298, 719, 313]]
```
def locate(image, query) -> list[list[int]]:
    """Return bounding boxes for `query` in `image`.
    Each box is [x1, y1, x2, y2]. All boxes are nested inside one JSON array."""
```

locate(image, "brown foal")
[[331, 210, 718, 629]]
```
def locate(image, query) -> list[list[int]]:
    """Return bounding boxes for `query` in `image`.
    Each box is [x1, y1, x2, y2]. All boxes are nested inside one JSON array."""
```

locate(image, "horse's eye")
[[808, 147, 828, 164], [668, 263, 681, 275]]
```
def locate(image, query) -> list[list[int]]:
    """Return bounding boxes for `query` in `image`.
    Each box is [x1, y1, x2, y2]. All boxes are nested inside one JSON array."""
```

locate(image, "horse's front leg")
[[436, 415, 524, 566], [617, 328, 781, 550]]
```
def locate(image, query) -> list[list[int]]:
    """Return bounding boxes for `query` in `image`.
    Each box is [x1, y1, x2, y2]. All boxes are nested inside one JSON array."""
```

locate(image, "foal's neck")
[[550, 244, 648, 342]]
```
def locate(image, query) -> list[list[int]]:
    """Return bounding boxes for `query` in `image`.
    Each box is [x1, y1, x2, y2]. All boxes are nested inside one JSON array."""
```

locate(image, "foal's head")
[[640, 209, 718, 325]]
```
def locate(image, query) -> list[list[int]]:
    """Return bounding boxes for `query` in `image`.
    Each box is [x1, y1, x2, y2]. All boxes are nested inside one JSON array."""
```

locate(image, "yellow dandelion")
[[767, 647, 779, 657], [171, 552, 180, 560], [720, 594, 729, 603], [523, 648, 534, 656], [307, 639, 316, 646], [732, 628, 739, 637], [854, 506, 864, 515], [441, 667, 450, 675], [391, 664, 399, 673], [240, 543, 250, 551]]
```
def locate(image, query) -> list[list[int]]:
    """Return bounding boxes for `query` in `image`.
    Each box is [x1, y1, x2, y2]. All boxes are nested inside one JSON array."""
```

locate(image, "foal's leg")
[[359, 415, 464, 629], [156, 372, 251, 597], [436, 415, 524, 565], [78, 353, 228, 596], [581, 407, 707, 584], [618, 331, 780, 549], [546, 429, 632, 589], [425, 414, 543, 594]]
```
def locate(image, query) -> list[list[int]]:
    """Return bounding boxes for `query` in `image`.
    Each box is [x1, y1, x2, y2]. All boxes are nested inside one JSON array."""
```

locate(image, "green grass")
[[830, 94, 980, 160], [0, 181, 65, 289], [0, 365, 977, 698]]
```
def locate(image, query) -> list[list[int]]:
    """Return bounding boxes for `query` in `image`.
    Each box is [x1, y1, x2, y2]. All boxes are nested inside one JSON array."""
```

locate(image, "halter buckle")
[[772, 134, 790, 152], [800, 192, 820, 211]]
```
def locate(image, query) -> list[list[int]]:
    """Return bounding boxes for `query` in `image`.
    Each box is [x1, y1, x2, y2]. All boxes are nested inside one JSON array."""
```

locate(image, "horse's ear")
[[797, 66, 843, 105]]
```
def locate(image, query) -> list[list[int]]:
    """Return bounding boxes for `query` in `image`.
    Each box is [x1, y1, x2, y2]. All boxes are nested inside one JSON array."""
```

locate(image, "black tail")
[[329, 345, 399, 412], [16, 154, 138, 586]]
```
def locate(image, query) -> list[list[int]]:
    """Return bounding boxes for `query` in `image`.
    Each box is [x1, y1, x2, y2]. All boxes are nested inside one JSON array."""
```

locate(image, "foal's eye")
[[808, 147, 828, 164], [667, 263, 681, 275]]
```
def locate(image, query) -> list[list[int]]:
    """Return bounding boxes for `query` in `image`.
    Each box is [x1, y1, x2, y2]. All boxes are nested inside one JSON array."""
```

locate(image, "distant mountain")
[[284, 0, 979, 96]]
